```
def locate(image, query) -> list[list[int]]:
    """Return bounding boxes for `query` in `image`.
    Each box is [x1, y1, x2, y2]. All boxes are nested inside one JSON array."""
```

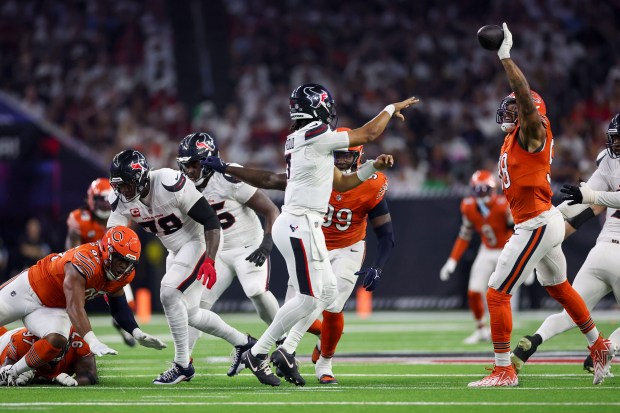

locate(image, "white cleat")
[[463, 327, 491, 344]]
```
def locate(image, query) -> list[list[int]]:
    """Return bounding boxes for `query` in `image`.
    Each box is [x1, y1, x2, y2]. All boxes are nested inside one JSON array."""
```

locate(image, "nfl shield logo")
[[336, 194, 342, 201]]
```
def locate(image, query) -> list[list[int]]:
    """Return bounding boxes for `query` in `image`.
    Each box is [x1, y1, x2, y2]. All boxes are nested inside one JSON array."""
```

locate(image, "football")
[[477, 25, 504, 51]]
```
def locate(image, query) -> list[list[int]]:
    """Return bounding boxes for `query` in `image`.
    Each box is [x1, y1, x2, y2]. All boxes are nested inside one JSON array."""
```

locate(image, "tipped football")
[[477, 25, 504, 51]]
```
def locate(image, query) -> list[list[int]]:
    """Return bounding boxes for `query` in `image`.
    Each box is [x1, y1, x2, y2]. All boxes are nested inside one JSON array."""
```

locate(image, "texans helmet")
[[177, 132, 219, 185], [110, 150, 150, 203], [606, 113, 620, 159], [289, 83, 337, 128]]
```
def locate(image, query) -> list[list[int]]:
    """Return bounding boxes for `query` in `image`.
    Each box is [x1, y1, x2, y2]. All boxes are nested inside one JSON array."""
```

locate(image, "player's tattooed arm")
[[501, 59, 545, 151]]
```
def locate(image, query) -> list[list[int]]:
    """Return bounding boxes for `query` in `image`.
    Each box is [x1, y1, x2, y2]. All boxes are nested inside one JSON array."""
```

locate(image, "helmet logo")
[[196, 141, 215, 151], [111, 230, 123, 242], [303, 86, 328, 109], [131, 161, 145, 172]]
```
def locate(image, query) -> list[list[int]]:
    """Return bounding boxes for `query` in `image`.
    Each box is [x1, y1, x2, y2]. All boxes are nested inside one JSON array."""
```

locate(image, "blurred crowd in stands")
[[2, 0, 620, 198]]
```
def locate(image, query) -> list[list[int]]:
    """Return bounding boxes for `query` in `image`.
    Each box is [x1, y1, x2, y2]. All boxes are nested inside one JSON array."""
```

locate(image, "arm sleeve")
[[108, 294, 139, 334], [187, 197, 221, 231], [313, 130, 350, 154]]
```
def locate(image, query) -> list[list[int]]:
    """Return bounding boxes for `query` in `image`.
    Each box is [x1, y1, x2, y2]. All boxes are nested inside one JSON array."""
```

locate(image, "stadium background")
[[0, 0, 618, 313]]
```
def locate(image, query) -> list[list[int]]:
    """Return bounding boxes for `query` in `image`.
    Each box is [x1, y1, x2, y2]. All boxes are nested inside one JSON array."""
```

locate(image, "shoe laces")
[[258, 358, 275, 375], [158, 363, 180, 381]]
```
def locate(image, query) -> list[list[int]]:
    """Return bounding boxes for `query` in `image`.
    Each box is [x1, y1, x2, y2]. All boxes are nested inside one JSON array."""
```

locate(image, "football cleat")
[[0, 365, 17, 386], [311, 344, 321, 364], [467, 364, 518, 387], [270, 347, 305, 386], [510, 335, 540, 374], [153, 361, 195, 385], [583, 354, 614, 378], [228, 335, 257, 377], [589, 335, 615, 385], [241, 350, 280, 386], [463, 327, 492, 344], [319, 374, 339, 385], [112, 319, 137, 347]]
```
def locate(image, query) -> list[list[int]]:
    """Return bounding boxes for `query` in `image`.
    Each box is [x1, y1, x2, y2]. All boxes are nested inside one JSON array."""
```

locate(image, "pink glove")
[[197, 257, 216, 289]]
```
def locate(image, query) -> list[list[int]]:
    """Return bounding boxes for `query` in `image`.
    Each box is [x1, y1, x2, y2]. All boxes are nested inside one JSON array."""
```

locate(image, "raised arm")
[[201, 157, 287, 191], [498, 23, 545, 151], [332, 154, 394, 192]]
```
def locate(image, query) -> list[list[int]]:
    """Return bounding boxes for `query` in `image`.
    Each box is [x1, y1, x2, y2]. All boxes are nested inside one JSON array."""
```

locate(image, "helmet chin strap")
[[501, 122, 516, 133]]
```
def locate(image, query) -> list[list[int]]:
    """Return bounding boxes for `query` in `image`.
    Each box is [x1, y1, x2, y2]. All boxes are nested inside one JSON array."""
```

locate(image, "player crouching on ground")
[[0, 326, 97, 386], [0, 226, 165, 386]]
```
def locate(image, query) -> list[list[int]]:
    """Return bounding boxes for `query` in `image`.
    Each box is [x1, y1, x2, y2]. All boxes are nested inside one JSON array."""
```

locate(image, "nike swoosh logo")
[[350, 249, 359, 253], [247, 355, 259, 372], [278, 349, 295, 369]]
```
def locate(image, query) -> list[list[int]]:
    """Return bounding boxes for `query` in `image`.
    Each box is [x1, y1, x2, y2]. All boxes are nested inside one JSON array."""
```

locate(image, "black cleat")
[[270, 347, 305, 386], [584, 354, 594, 374], [510, 335, 540, 374], [242, 350, 280, 386], [153, 361, 195, 385], [228, 335, 257, 377]]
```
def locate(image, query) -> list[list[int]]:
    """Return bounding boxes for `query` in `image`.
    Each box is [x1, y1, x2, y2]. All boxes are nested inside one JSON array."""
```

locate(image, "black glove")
[[200, 156, 228, 174], [355, 266, 382, 292], [245, 234, 273, 267], [560, 184, 582, 206]]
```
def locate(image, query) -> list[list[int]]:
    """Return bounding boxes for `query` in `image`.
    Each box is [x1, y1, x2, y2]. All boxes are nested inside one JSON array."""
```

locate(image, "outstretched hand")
[[560, 182, 595, 205], [372, 155, 394, 171], [498, 22, 513, 60], [392, 97, 420, 121], [200, 156, 228, 174]]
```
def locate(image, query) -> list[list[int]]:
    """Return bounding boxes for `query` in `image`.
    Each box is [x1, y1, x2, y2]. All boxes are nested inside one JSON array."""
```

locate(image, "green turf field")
[[1, 311, 618, 413]]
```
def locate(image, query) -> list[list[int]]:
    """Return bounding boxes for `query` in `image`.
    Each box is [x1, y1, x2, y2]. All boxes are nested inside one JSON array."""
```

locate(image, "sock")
[[486, 288, 512, 358], [15, 339, 61, 374], [495, 351, 511, 367], [320, 311, 344, 358], [535, 311, 575, 342], [545, 280, 599, 345], [160, 286, 190, 368], [188, 307, 246, 346], [467, 291, 485, 327], [249, 291, 280, 325], [252, 294, 318, 356], [307, 319, 322, 336], [187, 326, 203, 354]]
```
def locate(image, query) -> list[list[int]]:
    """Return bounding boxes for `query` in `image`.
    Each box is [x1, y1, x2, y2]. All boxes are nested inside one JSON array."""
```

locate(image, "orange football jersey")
[[28, 243, 134, 308], [498, 117, 554, 224], [323, 172, 388, 250], [0, 327, 92, 380], [460, 195, 513, 249], [66, 208, 106, 244]]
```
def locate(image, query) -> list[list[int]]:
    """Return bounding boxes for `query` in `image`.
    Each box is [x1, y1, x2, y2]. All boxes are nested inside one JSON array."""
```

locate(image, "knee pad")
[[160, 286, 183, 309]]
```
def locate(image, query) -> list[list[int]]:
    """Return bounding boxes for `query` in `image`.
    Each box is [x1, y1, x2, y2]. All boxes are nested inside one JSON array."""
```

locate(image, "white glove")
[[440, 258, 457, 281], [132, 328, 167, 350], [14, 369, 34, 386], [578, 182, 596, 204], [498, 22, 513, 60], [54, 372, 78, 387], [83, 331, 118, 356]]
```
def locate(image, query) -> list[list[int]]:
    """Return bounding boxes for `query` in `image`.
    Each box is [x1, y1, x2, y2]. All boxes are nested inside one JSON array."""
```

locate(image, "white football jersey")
[[282, 121, 349, 215], [586, 150, 620, 242], [197, 164, 263, 250], [107, 168, 204, 252]]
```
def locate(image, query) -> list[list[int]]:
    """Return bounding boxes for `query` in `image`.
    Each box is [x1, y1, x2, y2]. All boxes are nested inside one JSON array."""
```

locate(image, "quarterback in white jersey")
[[176, 133, 279, 368], [200, 83, 419, 387], [107, 149, 255, 385], [511, 115, 620, 375]]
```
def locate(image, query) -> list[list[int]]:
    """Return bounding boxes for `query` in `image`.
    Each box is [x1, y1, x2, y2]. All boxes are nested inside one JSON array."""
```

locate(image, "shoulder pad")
[[223, 173, 241, 184], [596, 150, 608, 167], [305, 123, 329, 140], [162, 171, 187, 192]]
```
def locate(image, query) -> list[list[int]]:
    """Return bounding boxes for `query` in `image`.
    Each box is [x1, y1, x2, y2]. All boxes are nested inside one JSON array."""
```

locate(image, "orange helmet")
[[87, 178, 112, 220], [100, 226, 141, 282], [496, 90, 546, 132], [334, 127, 363, 172], [470, 169, 497, 199]]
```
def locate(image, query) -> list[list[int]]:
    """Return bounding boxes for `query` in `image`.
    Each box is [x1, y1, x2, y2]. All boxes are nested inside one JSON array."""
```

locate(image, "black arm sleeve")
[[108, 294, 139, 334], [566, 207, 595, 230], [187, 197, 221, 231]]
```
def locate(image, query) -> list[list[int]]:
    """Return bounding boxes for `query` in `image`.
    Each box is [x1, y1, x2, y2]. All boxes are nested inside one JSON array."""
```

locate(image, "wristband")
[[383, 104, 395, 117], [356, 160, 379, 181], [83, 331, 98, 345]]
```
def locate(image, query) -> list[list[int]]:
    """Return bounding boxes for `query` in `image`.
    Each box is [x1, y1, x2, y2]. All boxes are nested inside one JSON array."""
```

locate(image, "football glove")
[[54, 373, 78, 387], [197, 257, 217, 289], [245, 234, 273, 267], [132, 328, 167, 350], [200, 156, 228, 174], [14, 369, 34, 386], [497, 22, 513, 60], [83, 332, 118, 356], [561, 182, 595, 205], [356, 266, 381, 292], [439, 258, 457, 281]]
